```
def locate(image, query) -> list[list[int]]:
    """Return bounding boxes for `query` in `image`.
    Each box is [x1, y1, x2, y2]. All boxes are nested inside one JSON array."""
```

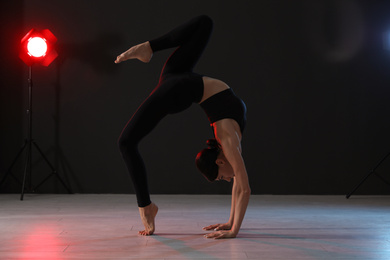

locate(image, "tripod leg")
[[346, 151, 390, 199], [20, 141, 32, 201], [373, 172, 390, 186], [0, 140, 27, 187], [346, 170, 375, 199], [34, 172, 72, 193], [32, 141, 72, 193], [34, 173, 54, 190], [32, 140, 56, 170]]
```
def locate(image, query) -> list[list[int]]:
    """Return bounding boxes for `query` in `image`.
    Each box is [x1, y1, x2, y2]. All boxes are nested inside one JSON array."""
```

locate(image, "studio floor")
[[0, 194, 389, 260]]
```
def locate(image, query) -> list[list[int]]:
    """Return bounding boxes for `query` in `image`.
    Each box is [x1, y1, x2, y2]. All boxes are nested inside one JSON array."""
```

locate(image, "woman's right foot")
[[138, 202, 158, 236], [115, 41, 153, 64]]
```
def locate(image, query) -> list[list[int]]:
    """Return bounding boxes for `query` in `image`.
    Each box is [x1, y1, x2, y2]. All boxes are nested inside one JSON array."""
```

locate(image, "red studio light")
[[19, 29, 58, 66]]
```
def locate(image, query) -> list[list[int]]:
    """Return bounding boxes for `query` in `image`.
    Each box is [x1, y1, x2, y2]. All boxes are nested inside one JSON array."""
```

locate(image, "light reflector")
[[19, 29, 58, 66]]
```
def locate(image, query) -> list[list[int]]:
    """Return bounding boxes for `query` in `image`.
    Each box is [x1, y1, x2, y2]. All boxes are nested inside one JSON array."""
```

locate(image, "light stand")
[[0, 28, 71, 199], [0, 66, 72, 200]]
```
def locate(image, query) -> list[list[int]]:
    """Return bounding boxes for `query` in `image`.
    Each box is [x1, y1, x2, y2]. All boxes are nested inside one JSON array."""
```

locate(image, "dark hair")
[[195, 139, 221, 182]]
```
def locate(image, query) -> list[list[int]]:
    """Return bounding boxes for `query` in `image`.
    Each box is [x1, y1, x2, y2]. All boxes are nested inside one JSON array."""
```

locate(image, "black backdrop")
[[1, 0, 390, 195]]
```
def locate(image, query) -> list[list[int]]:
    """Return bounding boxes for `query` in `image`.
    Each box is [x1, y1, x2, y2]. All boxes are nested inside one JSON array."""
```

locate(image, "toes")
[[138, 230, 153, 236]]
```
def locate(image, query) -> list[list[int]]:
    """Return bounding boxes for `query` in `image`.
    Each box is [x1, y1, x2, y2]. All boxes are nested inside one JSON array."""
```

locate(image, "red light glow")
[[20, 225, 64, 260], [19, 28, 58, 66], [27, 37, 48, 57]]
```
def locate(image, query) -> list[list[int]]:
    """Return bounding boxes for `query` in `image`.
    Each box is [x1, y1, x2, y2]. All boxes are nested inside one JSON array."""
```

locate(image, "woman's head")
[[195, 139, 221, 182]]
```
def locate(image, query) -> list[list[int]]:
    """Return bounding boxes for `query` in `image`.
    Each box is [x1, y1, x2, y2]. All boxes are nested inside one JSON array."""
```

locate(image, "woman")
[[115, 15, 250, 239]]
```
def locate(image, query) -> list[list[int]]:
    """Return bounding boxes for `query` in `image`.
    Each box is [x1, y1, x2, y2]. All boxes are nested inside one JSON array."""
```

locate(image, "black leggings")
[[118, 15, 213, 207]]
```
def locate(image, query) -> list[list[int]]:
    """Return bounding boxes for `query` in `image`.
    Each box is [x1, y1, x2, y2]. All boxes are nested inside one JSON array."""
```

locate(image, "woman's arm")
[[205, 120, 251, 239], [229, 180, 237, 226], [223, 140, 250, 237], [202, 180, 236, 232]]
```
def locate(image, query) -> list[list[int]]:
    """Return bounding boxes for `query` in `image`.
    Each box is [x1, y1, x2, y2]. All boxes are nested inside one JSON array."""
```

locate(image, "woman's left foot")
[[115, 41, 153, 64], [138, 202, 158, 236]]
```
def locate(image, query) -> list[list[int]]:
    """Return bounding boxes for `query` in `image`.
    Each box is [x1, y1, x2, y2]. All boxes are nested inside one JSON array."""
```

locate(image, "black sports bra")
[[200, 88, 247, 133]]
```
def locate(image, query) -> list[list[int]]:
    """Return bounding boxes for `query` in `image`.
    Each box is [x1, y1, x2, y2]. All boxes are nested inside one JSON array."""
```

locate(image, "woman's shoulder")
[[213, 119, 242, 142]]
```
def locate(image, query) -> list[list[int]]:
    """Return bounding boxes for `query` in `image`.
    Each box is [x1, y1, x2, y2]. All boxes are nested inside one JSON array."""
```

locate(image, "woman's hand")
[[203, 223, 231, 231], [204, 230, 237, 239]]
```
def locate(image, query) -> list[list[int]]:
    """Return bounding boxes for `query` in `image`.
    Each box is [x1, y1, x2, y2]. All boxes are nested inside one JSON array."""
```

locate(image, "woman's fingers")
[[204, 231, 228, 239], [202, 224, 219, 230], [203, 223, 231, 231], [204, 230, 237, 239], [213, 233, 225, 239], [204, 231, 219, 238], [216, 224, 230, 230]]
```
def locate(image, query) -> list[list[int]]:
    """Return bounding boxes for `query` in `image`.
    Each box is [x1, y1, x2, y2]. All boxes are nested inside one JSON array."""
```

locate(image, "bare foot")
[[115, 41, 153, 64], [138, 202, 158, 236]]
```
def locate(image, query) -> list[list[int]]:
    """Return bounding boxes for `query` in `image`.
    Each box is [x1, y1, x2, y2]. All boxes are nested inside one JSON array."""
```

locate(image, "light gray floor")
[[0, 194, 389, 260]]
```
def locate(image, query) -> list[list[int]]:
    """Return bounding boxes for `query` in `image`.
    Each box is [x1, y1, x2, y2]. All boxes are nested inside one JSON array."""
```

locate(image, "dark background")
[[1, 0, 390, 195]]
